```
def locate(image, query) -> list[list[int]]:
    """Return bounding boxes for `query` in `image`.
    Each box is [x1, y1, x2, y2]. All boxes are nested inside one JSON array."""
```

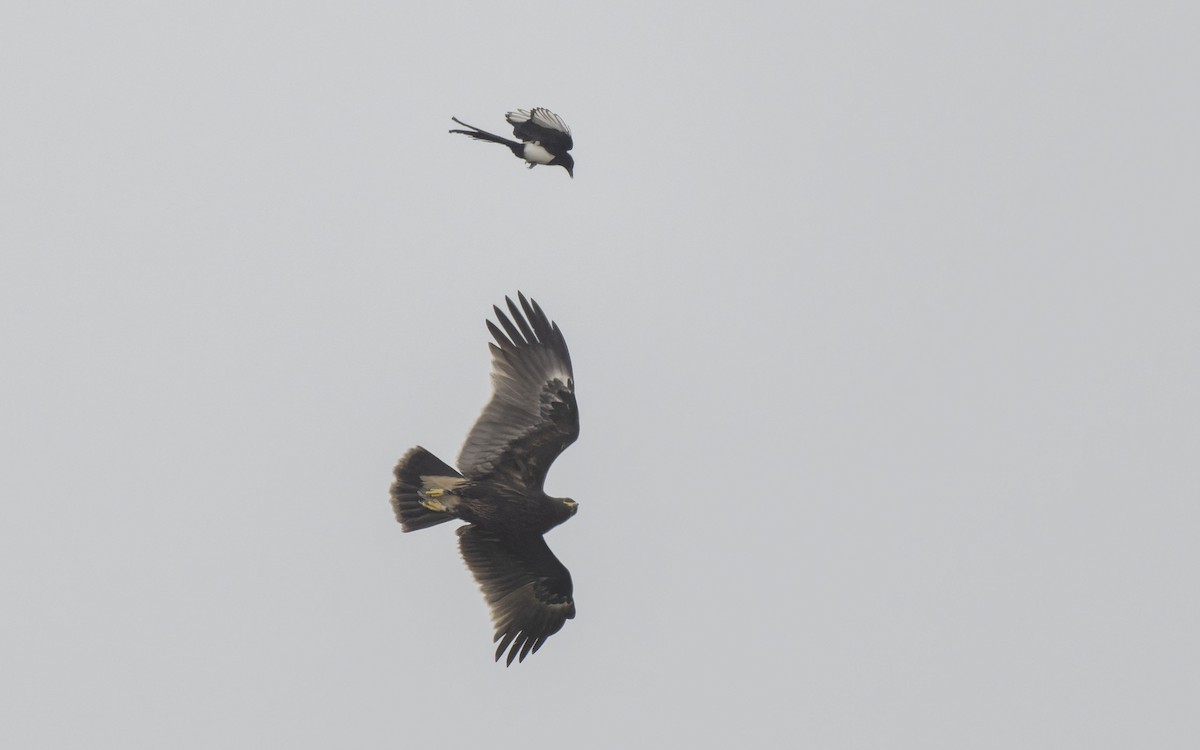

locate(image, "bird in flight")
[[449, 108, 575, 178], [390, 293, 581, 665]]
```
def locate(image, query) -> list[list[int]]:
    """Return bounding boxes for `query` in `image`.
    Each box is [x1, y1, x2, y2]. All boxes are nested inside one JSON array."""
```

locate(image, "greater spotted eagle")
[[390, 293, 580, 665]]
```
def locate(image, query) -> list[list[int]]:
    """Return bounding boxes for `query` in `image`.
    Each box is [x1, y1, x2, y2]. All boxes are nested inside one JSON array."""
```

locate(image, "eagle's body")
[[403, 468, 576, 537], [390, 293, 580, 665]]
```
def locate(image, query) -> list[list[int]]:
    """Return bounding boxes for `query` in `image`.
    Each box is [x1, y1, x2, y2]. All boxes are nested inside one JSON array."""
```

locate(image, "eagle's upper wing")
[[457, 525, 575, 666], [506, 108, 574, 152], [458, 293, 578, 491]]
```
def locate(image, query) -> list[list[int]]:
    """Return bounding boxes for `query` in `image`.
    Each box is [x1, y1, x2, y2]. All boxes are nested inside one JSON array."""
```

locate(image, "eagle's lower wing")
[[506, 108, 574, 152], [457, 293, 578, 491], [457, 525, 575, 665]]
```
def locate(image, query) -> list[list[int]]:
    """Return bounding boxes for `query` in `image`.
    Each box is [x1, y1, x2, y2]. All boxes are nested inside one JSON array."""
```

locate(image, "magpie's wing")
[[506, 108, 574, 152], [457, 293, 578, 492], [458, 525, 575, 666]]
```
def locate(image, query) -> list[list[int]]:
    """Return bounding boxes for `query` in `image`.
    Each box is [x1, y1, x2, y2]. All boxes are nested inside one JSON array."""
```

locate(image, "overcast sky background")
[[3, 2, 1198, 748]]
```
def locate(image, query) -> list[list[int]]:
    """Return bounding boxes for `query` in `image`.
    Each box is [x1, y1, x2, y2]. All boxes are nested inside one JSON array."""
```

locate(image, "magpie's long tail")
[[390, 446, 463, 532], [449, 117, 524, 157]]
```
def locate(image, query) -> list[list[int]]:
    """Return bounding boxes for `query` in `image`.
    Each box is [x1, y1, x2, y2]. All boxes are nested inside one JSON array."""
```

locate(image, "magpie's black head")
[[558, 154, 574, 179]]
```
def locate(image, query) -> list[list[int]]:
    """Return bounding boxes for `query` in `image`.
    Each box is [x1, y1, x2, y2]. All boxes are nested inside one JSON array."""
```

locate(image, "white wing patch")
[[531, 108, 570, 134], [506, 108, 570, 135]]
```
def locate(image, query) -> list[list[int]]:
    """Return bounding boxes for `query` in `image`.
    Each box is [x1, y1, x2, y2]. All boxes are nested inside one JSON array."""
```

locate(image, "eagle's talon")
[[418, 496, 448, 513]]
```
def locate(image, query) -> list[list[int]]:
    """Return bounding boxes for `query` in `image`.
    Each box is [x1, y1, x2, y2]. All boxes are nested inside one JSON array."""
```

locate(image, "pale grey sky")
[[3, 2, 1198, 748]]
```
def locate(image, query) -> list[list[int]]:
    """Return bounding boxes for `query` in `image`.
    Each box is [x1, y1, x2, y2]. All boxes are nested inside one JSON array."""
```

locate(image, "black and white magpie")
[[450, 108, 574, 178]]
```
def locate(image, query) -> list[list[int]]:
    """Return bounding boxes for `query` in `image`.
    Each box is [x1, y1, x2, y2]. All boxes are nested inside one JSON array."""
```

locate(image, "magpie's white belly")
[[521, 143, 554, 165]]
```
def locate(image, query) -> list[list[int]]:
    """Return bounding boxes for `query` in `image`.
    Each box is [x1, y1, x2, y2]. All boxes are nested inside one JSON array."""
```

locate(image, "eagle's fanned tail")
[[391, 446, 462, 532]]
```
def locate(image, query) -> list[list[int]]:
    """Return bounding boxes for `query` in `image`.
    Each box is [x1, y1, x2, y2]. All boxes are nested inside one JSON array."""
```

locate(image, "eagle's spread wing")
[[457, 293, 578, 491], [457, 525, 575, 666], [506, 108, 574, 152]]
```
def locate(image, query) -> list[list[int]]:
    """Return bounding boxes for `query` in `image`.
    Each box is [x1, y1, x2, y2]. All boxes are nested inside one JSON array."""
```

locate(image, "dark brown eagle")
[[390, 293, 580, 665]]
